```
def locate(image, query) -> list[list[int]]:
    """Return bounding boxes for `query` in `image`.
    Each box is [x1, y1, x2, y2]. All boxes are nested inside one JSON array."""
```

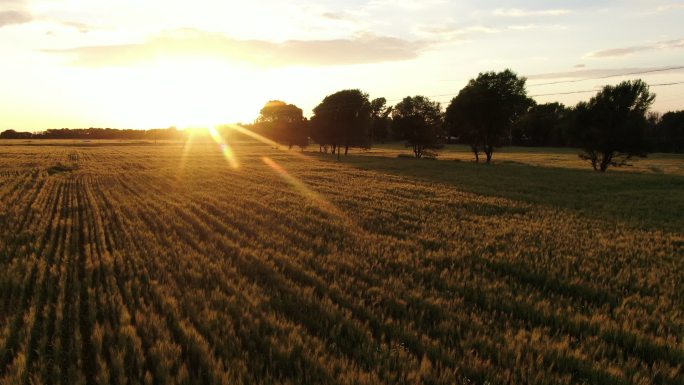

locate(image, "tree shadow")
[[312, 152, 684, 233]]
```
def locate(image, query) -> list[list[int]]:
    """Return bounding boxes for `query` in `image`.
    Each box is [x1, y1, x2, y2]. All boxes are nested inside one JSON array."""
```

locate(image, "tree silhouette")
[[311, 89, 372, 159], [656, 111, 684, 153], [256, 100, 308, 149], [572, 80, 655, 171], [392, 96, 444, 158], [370, 97, 393, 144], [445, 69, 532, 163], [514, 102, 570, 147]]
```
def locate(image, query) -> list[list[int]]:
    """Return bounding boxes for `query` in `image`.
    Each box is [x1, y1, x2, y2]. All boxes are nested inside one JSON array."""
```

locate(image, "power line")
[[305, 80, 684, 114], [412, 80, 684, 102], [531, 80, 684, 98], [527, 66, 684, 87]]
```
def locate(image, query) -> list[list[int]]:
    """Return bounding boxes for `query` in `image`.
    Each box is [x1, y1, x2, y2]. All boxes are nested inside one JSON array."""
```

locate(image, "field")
[[1, 139, 683, 385]]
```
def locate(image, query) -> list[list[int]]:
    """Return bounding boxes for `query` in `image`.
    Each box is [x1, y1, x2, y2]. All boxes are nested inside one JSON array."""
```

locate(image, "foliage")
[[391, 96, 444, 158], [572, 80, 655, 171], [311, 89, 372, 158], [0, 127, 185, 140], [653, 110, 684, 153], [445, 69, 532, 163], [513, 102, 572, 147], [254, 100, 308, 149], [370, 97, 393, 143]]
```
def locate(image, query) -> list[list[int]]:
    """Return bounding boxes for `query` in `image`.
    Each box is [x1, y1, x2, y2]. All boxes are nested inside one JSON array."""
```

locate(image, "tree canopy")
[[392, 96, 444, 158], [572, 80, 655, 171], [653, 110, 684, 153], [513, 102, 572, 147], [255, 100, 308, 149], [369, 97, 393, 144], [311, 89, 372, 158], [445, 69, 532, 162]]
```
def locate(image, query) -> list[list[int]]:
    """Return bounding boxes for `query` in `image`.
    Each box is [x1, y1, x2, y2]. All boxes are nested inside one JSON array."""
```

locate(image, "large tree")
[[572, 80, 655, 171], [311, 89, 372, 159], [369, 97, 393, 144], [513, 102, 570, 147], [445, 69, 532, 163], [392, 96, 444, 158], [255, 100, 308, 149], [656, 110, 684, 153]]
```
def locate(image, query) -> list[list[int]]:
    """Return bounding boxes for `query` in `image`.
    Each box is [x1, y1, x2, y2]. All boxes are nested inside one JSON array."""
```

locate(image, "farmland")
[[0, 139, 683, 385]]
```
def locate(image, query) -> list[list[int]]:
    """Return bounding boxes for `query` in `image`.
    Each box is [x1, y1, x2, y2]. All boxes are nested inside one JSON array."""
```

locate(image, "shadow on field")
[[313, 153, 684, 233]]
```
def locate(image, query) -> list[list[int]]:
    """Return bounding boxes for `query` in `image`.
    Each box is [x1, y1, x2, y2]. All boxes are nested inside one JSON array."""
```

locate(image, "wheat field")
[[0, 140, 683, 385]]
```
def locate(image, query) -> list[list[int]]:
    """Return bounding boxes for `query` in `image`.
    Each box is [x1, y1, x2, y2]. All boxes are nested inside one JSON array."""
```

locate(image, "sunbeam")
[[176, 129, 196, 179], [226, 124, 308, 159], [261, 156, 347, 220], [208, 126, 239, 169]]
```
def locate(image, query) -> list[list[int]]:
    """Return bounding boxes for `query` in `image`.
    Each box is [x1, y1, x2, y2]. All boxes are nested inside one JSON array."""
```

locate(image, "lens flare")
[[261, 156, 345, 219], [208, 126, 239, 169], [176, 129, 195, 179], [225, 124, 308, 159]]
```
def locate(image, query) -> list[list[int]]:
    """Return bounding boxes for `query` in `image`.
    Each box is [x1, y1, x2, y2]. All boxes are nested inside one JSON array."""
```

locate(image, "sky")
[[1, 0, 683, 131]]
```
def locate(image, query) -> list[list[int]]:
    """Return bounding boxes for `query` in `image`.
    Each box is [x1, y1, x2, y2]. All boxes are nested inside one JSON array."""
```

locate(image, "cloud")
[[0, 9, 31, 27], [655, 3, 684, 12], [43, 29, 427, 67], [321, 12, 347, 20], [60, 21, 91, 33], [506, 24, 567, 31], [0, 0, 31, 27], [414, 24, 499, 41], [493, 8, 571, 17], [586, 39, 684, 58]]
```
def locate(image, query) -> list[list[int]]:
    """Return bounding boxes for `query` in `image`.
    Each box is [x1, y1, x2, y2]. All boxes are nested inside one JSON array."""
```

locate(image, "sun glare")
[[90, 58, 265, 129]]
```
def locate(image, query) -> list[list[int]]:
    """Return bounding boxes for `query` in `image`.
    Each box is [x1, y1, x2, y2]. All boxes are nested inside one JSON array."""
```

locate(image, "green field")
[[1, 140, 683, 385]]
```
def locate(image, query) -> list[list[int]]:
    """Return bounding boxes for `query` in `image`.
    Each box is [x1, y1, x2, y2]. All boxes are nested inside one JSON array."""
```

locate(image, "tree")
[[255, 100, 308, 149], [0, 129, 32, 139], [369, 97, 392, 143], [311, 89, 372, 159], [572, 80, 655, 171], [513, 102, 570, 146], [656, 111, 684, 153], [445, 69, 532, 163], [392, 96, 444, 158]]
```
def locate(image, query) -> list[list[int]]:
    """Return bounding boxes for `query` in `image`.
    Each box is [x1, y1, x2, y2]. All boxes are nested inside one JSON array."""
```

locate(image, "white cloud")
[[586, 39, 684, 58], [43, 29, 429, 67], [494, 8, 571, 17], [655, 3, 684, 12]]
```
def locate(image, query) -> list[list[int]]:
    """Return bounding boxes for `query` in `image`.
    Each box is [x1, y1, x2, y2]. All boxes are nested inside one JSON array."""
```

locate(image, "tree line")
[[248, 69, 683, 171], [0, 127, 185, 140], [2, 69, 683, 171]]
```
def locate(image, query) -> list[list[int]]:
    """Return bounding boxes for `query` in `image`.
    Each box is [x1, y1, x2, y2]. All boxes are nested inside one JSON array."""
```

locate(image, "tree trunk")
[[471, 146, 479, 163], [484, 146, 493, 163], [599, 151, 613, 172], [344, 145, 349, 155]]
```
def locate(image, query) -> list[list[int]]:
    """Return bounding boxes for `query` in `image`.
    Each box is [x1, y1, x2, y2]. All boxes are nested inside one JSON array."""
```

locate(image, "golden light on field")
[[207, 126, 238, 169], [226, 124, 308, 159], [261, 156, 344, 219]]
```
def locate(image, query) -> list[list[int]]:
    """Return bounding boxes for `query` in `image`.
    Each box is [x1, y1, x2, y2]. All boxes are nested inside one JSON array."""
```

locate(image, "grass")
[[0, 139, 682, 385], [356, 142, 684, 175], [316, 149, 684, 232]]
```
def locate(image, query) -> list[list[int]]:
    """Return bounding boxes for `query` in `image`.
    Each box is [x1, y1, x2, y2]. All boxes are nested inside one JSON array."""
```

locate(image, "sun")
[[93, 56, 264, 129]]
